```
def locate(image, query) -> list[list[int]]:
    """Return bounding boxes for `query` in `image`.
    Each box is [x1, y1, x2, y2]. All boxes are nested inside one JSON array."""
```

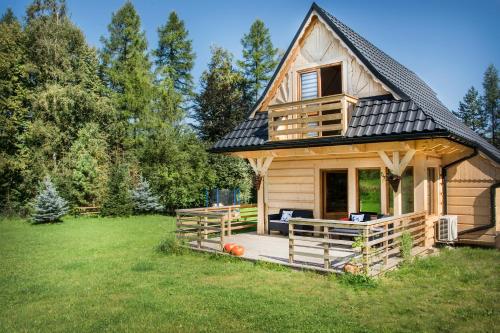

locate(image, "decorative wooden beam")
[[377, 149, 415, 176]]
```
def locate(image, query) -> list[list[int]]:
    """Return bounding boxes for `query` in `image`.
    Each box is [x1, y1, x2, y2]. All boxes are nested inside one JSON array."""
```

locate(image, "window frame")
[[356, 168, 382, 214], [297, 62, 343, 100]]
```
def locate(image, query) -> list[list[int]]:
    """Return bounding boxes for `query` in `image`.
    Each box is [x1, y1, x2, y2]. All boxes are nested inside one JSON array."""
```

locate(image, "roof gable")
[[215, 3, 500, 162]]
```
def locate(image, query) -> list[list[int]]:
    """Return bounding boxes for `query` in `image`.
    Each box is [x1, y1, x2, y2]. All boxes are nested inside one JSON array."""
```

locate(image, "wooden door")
[[322, 170, 348, 219]]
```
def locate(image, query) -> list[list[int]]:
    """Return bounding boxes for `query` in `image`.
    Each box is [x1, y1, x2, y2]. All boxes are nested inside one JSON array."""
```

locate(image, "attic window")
[[300, 64, 342, 100]]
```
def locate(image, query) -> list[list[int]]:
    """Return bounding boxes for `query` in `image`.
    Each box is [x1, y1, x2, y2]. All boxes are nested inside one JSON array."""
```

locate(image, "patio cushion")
[[350, 213, 365, 222], [280, 210, 294, 222]]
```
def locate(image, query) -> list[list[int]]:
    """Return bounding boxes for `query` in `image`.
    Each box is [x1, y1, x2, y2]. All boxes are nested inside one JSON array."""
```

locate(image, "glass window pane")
[[427, 168, 436, 215], [402, 167, 414, 214], [325, 171, 348, 213], [301, 71, 318, 100], [358, 169, 381, 213]]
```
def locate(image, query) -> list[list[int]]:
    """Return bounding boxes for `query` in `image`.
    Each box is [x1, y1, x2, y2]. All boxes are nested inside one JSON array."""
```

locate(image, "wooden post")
[[381, 167, 388, 215], [197, 216, 202, 249], [227, 207, 232, 236], [203, 208, 208, 240], [323, 225, 330, 269], [394, 183, 402, 216], [288, 222, 294, 264], [414, 153, 426, 213], [348, 167, 357, 215], [257, 180, 265, 234], [384, 223, 388, 266], [220, 216, 225, 252], [362, 227, 370, 275]]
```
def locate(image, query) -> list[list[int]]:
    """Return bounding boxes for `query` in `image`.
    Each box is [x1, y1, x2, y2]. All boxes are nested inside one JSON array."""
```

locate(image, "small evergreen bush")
[[31, 176, 68, 223], [131, 175, 164, 214]]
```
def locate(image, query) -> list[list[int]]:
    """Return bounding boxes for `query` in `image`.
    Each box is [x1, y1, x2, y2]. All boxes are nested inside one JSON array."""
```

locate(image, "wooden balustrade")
[[175, 204, 257, 251], [267, 94, 358, 141], [288, 211, 428, 276]]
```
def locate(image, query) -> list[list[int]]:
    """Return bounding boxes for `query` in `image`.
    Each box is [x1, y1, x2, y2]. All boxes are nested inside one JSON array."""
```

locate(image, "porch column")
[[248, 157, 274, 235], [414, 153, 427, 213], [378, 149, 416, 216]]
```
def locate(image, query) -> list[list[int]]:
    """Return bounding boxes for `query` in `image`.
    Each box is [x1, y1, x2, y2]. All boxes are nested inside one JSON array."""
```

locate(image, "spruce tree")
[[238, 19, 278, 103], [153, 11, 195, 99], [101, 162, 133, 216], [453, 86, 485, 134], [131, 175, 164, 213], [100, 1, 154, 150], [32, 176, 68, 223], [482, 64, 499, 147], [193, 46, 251, 142]]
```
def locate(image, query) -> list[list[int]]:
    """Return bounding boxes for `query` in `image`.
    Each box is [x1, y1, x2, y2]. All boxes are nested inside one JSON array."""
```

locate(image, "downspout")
[[442, 148, 498, 236]]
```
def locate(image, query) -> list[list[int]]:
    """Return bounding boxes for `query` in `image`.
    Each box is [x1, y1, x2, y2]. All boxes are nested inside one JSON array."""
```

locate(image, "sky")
[[2, 0, 499, 111]]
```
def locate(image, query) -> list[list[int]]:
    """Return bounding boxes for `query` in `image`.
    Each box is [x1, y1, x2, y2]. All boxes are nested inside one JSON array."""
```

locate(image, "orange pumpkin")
[[223, 243, 236, 253], [231, 245, 245, 257]]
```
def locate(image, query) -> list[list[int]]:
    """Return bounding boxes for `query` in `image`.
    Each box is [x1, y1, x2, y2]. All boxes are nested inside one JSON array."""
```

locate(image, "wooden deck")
[[188, 232, 429, 275], [177, 207, 434, 276], [189, 232, 359, 273]]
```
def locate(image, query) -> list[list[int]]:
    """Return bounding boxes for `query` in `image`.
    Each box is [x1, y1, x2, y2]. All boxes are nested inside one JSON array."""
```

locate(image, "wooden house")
[[176, 3, 499, 276], [210, 3, 500, 248]]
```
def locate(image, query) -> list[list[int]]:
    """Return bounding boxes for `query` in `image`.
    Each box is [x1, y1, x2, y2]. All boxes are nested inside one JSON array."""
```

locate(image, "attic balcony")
[[267, 94, 358, 141]]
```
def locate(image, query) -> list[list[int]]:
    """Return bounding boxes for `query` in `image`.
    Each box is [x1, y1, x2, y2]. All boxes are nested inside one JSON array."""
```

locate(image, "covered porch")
[[175, 205, 437, 276]]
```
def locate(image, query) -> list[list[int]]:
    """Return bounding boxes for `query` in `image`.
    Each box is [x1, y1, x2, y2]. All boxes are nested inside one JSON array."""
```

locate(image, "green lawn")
[[0, 216, 498, 333]]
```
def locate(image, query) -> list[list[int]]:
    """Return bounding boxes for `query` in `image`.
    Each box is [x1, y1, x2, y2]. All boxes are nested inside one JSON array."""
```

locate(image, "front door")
[[322, 170, 348, 219]]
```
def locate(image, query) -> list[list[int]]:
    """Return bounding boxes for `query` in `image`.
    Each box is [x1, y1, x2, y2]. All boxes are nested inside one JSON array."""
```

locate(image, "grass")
[[0, 215, 499, 333]]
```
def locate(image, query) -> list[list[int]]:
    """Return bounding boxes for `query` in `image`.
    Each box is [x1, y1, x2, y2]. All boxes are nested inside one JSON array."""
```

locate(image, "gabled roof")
[[212, 3, 500, 162]]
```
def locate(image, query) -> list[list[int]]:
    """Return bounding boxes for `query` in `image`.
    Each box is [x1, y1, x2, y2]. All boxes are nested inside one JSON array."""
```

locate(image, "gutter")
[[442, 148, 498, 237]]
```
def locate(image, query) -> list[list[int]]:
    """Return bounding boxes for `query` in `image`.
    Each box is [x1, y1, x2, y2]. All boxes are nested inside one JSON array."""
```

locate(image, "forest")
[[0, 0, 280, 216]]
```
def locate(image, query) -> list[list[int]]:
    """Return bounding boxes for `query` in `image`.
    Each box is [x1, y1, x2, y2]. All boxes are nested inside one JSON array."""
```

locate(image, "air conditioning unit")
[[436, 215, 458, 243]]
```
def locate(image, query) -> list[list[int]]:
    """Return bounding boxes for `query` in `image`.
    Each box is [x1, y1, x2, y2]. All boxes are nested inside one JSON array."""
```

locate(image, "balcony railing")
[[267, 94, 358, 141]]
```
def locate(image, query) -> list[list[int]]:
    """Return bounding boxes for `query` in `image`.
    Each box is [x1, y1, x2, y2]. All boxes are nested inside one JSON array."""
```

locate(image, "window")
[[321, 65, 342, 96], [300, 64, 342, 100], [387, 167, 414, 215], [322, 170, 348, 219], [402, 167, 414, 214], [300, 71, 318, 100], [427, 168, 437, 215], [358, 169, 381, 213]]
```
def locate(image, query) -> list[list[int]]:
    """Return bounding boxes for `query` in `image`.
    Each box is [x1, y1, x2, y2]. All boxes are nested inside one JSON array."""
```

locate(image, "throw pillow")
[[350, 213, 365, 222], [280, 210, 294, 223]]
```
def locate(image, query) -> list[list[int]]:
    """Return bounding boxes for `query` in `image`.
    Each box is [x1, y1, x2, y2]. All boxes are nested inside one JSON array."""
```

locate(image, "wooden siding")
[[447, 154, 500, 246]]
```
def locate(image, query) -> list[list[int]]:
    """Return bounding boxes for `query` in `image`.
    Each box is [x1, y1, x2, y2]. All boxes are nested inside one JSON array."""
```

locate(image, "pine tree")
[[101, 162, 133, 216], [482, 64, 499, 147], [193, 46, 251, 142], [32, 176, 68, 223], [453, 86, 485, 134], [100, 1, 154, 150], [131, 175, 164, 213], [153, 11, 195, 100], [238, 19, 278, 103]]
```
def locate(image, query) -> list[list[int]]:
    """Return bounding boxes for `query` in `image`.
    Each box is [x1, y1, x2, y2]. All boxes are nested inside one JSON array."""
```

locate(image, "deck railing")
[[175, 205, 257, 251], [288, 211, 428, 276], [267, 94, 358, 141]]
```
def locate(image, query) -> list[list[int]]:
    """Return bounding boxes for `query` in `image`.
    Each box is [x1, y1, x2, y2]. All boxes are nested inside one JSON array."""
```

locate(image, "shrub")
[[155, 237, 186, 255], [31, 176, 68, 223], [400, 231, 413, 263]]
